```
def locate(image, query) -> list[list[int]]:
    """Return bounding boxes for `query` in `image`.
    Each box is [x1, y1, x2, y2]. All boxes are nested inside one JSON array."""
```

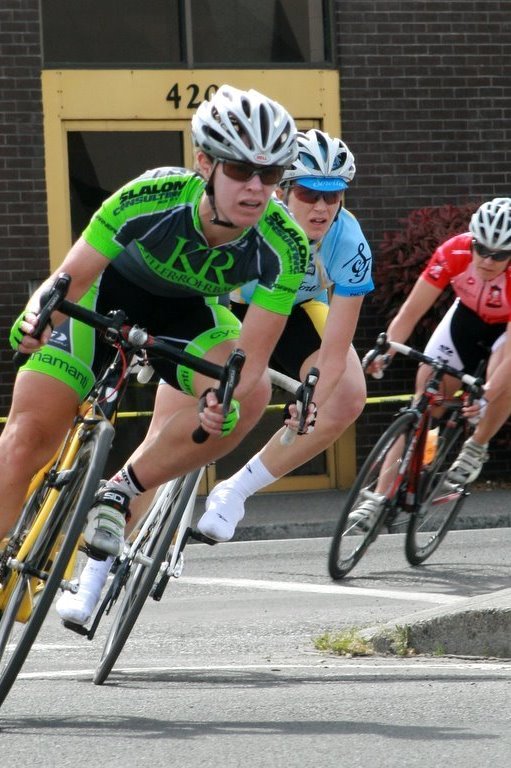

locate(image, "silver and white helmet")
[[470, 198, 511, 251], [282, 129, 356, 191], [191, 84, 297, 166]]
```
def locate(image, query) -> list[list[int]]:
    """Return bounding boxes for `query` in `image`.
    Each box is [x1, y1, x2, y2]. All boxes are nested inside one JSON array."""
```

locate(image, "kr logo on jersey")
[[138, 237, 236, 293]]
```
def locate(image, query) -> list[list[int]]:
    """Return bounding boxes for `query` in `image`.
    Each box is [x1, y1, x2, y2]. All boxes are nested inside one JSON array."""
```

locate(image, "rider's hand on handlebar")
[[362, 349, 391, 380], [463, 394, 489, 426], [362, 332, 392, 379], [198, 388, 241, 438], [283, 399, 317, 435], [9, 310, 53, 354]]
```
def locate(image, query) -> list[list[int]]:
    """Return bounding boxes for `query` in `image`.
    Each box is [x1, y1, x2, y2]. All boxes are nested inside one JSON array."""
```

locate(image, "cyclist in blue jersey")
[[2, 85, 310, 625], [197, 129, 374, 542]]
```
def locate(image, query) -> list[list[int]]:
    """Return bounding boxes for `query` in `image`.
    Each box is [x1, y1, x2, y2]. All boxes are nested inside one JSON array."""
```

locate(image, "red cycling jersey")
[[421, 232, 511, 324]]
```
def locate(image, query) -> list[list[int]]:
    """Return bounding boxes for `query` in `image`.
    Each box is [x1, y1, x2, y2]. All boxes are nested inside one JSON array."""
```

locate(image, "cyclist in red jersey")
[[351, 197, 511, 530]]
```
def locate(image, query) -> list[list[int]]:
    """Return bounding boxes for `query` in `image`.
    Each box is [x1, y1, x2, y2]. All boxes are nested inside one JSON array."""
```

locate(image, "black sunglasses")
[[290, 184, 343, 205], [220, 160, 284, 185], [472, 239, 511, 262]]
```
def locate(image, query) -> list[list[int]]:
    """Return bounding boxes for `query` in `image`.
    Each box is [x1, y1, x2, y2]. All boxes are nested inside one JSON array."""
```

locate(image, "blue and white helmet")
[[192, 84, 297, 166], [470, 198, 511, 251], [282, 129, 356, 191]]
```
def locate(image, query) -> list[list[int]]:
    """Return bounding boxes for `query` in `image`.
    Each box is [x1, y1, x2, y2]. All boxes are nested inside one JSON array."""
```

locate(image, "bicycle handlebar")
[[14, 272, 246, 443], [386, 341, 483, 391], [367, 332, 485, 396]]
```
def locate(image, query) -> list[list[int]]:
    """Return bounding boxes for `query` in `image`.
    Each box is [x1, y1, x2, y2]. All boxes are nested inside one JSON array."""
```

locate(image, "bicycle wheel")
[[0, 419, 114, 707], [93, 468, 202, 686], [328, 411, 416, 580], [405, 422, 467, 566]]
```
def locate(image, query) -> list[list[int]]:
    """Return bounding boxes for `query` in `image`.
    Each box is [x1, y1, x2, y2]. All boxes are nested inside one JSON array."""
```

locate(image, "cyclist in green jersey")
[[3, 84, 308, 625]]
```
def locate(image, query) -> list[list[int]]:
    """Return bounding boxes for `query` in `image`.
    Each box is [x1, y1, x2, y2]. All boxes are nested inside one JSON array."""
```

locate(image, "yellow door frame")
[[41, 68, 354, 490]]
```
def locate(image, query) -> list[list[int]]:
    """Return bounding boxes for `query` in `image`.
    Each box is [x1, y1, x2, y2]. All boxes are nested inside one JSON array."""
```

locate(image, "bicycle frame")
[[0, 340, 140, 622], [385, 381, 467, 519], [71, 366, 305, 643], [0, 399, 113, 620]]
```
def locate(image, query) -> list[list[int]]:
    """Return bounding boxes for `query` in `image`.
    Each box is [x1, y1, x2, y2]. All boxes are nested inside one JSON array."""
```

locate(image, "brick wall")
[[334, 0, 511, 478], [0, 0, 48, 406]]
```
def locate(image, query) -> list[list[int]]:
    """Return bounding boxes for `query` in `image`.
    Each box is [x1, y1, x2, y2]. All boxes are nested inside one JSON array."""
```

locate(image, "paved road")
[[1, 529, 511, 767]]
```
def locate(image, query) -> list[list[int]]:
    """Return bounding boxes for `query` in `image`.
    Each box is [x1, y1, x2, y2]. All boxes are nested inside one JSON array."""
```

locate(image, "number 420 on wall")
[[166, 83, 218, 110]]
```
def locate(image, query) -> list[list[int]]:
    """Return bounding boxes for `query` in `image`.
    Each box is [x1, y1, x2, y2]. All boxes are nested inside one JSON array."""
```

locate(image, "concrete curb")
[[193, 486, 511, 542], [360, 587, 511, 658]]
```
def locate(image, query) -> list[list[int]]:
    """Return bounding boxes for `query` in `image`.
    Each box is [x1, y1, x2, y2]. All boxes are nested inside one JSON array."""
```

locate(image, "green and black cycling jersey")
[[22, 166, 308, 400], [84, 166, 308, 314]]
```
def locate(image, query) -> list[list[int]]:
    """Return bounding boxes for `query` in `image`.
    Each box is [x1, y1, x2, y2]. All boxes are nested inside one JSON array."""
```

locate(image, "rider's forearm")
[[312, 356, 347, 407], [386, 277, 442, 347], [386, 302, 425, 344], [234, 362, 272, 403]]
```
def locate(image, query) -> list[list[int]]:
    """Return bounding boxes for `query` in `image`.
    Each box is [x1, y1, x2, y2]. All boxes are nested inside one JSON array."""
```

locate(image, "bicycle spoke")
[[93, 469, 202, 686], [0, 420, 113, 708], [405, 424, 467, 565], [328, 412, 415, 579]]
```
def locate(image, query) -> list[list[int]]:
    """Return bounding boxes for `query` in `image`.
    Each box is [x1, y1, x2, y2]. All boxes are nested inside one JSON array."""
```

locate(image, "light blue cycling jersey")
[[232, 208, 373, 306]]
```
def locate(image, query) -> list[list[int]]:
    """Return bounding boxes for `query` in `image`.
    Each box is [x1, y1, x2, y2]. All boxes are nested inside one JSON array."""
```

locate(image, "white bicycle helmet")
[[282, 129, 356, 191], [470, 198, 511, 250], [191, 84, 297, 166]]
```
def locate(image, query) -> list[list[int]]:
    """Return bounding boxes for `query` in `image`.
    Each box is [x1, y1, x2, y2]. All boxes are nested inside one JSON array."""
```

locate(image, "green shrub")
[[373, 200, 480, 345]]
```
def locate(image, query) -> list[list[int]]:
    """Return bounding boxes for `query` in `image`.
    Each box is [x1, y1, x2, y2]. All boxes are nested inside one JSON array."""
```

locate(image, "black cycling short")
[[231, 298, 327, 381]]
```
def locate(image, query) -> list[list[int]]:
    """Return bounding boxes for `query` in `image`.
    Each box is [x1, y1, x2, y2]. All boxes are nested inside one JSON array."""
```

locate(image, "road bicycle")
[[0, 272, 244, 707], [328, 333, 484, 580], [61, 366, 318, 686]]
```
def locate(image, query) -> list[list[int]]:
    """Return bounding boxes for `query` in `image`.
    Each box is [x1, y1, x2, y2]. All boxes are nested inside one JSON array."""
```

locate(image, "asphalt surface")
[[194, 485, 511, 658]]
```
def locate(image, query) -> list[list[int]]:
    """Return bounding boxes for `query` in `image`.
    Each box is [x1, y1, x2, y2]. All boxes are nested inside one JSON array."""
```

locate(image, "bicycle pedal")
[[188, 529, 218, 546]]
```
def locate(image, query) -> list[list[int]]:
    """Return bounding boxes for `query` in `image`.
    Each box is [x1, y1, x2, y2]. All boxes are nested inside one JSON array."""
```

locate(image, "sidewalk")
[[195, 485, 511, 542]]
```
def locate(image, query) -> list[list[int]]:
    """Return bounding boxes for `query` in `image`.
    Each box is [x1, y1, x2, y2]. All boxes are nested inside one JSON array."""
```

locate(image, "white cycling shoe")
[[196, 482, 246, 542], [446, 437, 488, 486], [56, 556, 113, 625], [347, 493, 386, 532]]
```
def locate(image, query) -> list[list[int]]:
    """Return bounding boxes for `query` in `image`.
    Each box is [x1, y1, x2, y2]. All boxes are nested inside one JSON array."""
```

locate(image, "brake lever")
[[280, 366, 320, 446], [13, 272, 72, 368], [192, 348, 246, 444]]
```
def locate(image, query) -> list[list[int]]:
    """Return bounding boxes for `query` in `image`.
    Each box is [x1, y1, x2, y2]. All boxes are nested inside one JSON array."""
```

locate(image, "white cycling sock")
[[104, 463, 145, 499], [225, 454, 277, 500]]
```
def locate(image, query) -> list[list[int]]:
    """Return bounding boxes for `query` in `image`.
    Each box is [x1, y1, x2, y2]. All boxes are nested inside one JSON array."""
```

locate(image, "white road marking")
[[179, 576, 465, 605], [17, 660, 511, 680]]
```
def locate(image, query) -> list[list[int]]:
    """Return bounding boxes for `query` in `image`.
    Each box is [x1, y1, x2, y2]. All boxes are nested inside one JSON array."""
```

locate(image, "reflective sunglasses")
[[220, 160, 285, 185], [291, 184, 343, 205], [472, 239, 511, 262]]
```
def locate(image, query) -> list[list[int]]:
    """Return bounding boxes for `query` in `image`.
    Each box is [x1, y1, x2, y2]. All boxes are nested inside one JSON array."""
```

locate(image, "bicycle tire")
[[328, 411, 416, 580], [0, 419, 114, 707], [93, 468, 201, 686], [405, 422, 467, 566]]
